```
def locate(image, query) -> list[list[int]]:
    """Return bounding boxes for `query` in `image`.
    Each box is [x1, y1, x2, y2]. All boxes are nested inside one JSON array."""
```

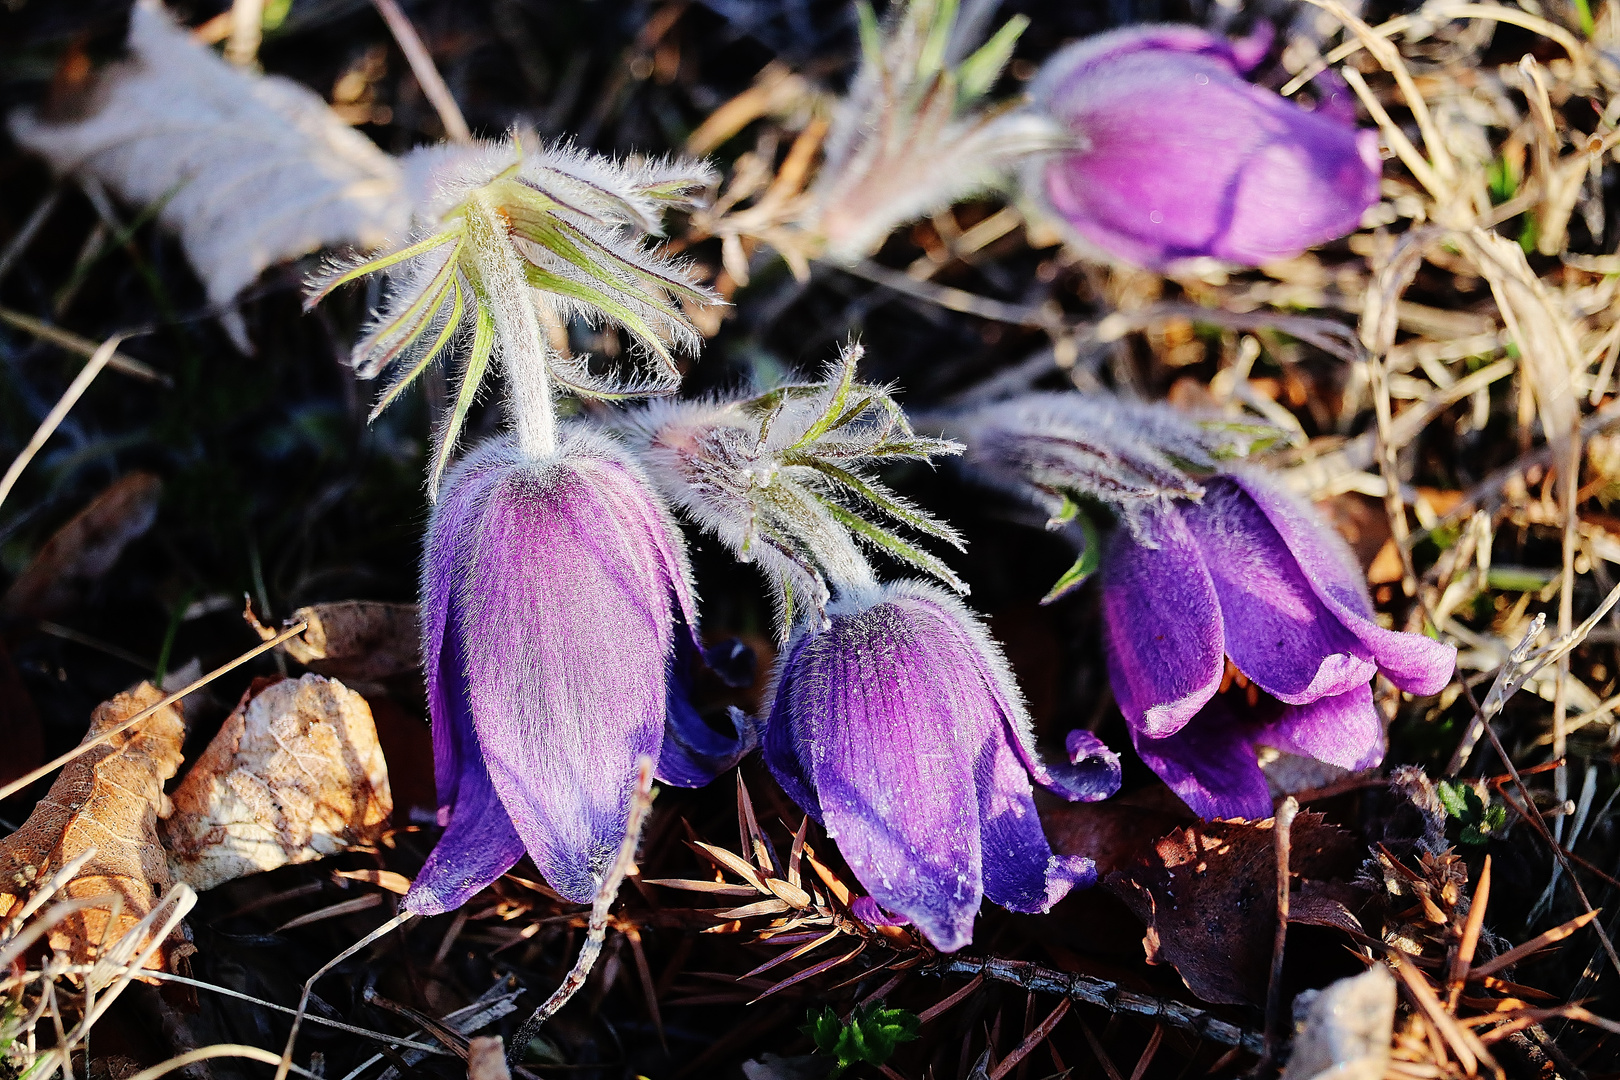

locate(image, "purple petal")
[[1053, 729, 1125, 802], [1226, 470, 1457, 696], [1183, 477, 1375, 704], [1100, 505, 1225, 738], [460, 437, 684, 903], [1130, 698, 1272, 819], [1030, 24, 1380, 270], [850, 896, 910, 928], [762, 633, 822, 821], [657, 631, 757, 788], [788, 598, 984, 952], [405, 626, 526, 916], [972, 715, 1095, 914], [422, 439, 523, 812], [1258, 682, 1384, 771]]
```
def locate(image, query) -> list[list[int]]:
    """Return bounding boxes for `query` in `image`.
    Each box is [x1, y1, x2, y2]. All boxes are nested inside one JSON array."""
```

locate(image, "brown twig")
[[926, 956, 1265, 1055], [1259, 798, 1298, 1075]]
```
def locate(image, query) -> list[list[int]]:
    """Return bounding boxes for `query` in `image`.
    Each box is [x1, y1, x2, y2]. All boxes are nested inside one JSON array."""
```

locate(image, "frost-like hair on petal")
[[951, 391, 1282, 528]]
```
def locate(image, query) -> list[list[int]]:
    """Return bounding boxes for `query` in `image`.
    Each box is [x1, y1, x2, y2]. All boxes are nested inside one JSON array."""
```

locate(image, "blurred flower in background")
[[1025, 24, 1381, 271]]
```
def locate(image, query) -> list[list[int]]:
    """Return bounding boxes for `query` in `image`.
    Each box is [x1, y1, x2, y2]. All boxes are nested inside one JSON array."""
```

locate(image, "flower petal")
[[658, 632, 758, 788], [1227, 470, 1457, 695], [972, 718, 1096, 914], [1258, 682, 1384, 772], [1183, 477, 1374, 704], [1130, 698, 1272, 819], [794, 599, 984, 952], [763, 632, 822, 820], [1030, 24, 1380, 270], [422, 438, 522, 812], [405, 630, 526, 916], [460, 436, 680, 903], [1100, 505, 1225, 737]]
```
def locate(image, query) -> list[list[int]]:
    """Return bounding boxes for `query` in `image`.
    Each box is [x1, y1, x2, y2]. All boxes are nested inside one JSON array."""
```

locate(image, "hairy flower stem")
[[465, 189, 556, 460]]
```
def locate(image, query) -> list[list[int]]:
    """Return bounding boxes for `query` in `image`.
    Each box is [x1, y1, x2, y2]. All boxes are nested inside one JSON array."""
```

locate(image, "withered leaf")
[[7, 3, 407, 352], [278, 602, 420, 683], [1105, 813, 1360, 1006], [1036, 786, 1193, 876], [163, 674, 392, 892], [3, 472, 161, 620], [0, 682, 186, 972]]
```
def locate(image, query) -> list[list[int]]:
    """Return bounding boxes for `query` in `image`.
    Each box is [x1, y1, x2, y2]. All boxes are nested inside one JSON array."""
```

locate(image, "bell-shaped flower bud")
[[1025, 24, 1381, 271], [763, 581, 1120, 951], [406, 428, 740, 915], [1101, 469, 1456, 818]]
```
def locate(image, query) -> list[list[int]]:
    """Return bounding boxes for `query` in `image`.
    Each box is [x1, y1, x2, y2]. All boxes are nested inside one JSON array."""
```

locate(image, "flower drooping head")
[[405, 428, 742, 914], [764, 581, 1120, 951], [1102, 469, 1456, 818], [1025, 24, 1380, 271]]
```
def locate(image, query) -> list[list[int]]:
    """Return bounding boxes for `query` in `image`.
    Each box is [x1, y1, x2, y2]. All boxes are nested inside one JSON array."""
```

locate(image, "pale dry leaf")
[[7, 1, 407, 350], [0, 682, 188, 974], [2, 471, 162, 620], [466, 1037, 510, 1080], [280, 601, 420, 682], [162, 673, 392, 892], [1280, 965, 1396, 1080]]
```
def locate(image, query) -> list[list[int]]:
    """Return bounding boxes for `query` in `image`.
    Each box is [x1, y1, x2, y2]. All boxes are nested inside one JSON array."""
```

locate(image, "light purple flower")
[[1101, 470, 1456, 819], [405, 429, 734, 915], [1027, 24, 1381, 270], [763, 581, 1120, 952]]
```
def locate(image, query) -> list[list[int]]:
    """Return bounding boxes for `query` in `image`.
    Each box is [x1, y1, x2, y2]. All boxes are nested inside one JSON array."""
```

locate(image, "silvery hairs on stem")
[[807, 0, 1068, 263], [305, 130, 719, 492], [618, 343, 964, 637], [946, 392, 1284, 599], [949, 392, 1283, 527]]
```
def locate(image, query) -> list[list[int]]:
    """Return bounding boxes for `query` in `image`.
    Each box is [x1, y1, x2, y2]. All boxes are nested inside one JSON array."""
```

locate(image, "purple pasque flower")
[[406, 428, 730, 915], [1026, 24, 1381, 271], [764, 581, 1121, 952], [1102, 468, 1456, 819]]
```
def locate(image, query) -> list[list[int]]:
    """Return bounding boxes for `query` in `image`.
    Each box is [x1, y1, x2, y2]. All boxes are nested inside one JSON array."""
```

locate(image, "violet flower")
[[405, 429, 739, 915], [1102, 469, 1456, 819], [764, 581, 1120, 951], [1026, 24, 1381, 271]]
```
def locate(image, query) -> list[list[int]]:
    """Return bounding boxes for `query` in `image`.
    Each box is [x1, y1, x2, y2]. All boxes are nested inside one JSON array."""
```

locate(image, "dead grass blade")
[[1469, 909, 1599, 979], [0, 333, 124, 514]]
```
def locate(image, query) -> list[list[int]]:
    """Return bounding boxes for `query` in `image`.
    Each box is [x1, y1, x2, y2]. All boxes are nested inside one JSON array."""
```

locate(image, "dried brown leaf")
[[0, 682, 186, 972], [2, 472, 161, 620], [1105, 813, 1360, 1005], [279, 602, 420, 683], [162, 674, 392, 892]]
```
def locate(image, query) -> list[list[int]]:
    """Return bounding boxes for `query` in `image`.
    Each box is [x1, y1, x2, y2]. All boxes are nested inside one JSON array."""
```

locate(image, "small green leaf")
[[304, 229, 462, 308], [430, 293, 495, 495], [956, 14, 1028, 102], [1041, 510, 1100, 605], [815, 496, 967, 594], [371, 276, 467, 420], [1435, 780, 1470, 819], [804, 1003, 920, 1077]]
